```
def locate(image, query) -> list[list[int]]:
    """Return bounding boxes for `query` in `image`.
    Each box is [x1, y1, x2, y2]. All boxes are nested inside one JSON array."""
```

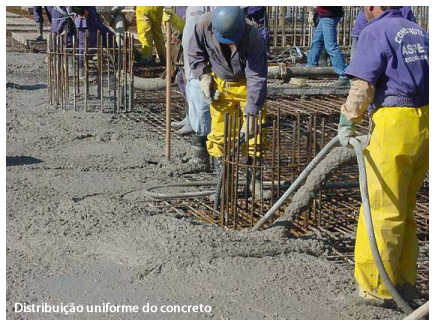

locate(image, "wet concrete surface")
[[6, 53, 404, 320]]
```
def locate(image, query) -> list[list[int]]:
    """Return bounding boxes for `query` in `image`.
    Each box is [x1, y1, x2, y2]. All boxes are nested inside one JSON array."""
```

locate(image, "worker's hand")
[[241, 114, 257, 139], [199, 73, 213, 103], [162, 11, 172, 24], [338, 113, 356, 147]]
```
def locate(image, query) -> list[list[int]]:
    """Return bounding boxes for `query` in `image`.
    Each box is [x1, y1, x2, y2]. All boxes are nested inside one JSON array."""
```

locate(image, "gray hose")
[[141, 181, 216, 199], [252, 135, 340, 231], [349, 138, 413, 315]]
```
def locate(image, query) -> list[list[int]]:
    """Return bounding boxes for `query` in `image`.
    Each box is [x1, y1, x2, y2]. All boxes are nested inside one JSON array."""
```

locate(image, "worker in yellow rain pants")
[[135, 6, 165, 65], [207, 74, 268, 158], [187, 7, 269, 196], [354, 106, 429, 300], [338, 6, 429, 302]]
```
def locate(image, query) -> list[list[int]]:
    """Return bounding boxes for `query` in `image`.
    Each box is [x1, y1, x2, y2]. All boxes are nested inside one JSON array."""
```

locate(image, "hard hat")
[[212, 6, 246, 44]]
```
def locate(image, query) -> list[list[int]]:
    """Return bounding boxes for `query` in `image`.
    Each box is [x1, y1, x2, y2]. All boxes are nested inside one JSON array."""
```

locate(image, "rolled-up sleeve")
[[188, 24, 211, 79], [243, 31, 267, 115]]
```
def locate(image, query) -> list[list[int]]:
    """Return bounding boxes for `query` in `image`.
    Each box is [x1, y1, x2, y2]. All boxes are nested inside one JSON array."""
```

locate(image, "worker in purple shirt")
[[71, 7, 113, 63], [33, 6, 52, 41], [242, 6, 269, 53], [47, 7, 76, 47], [338, 6, 428, 304], [350, 6, 417, 59], [188, 6, 268, 194]]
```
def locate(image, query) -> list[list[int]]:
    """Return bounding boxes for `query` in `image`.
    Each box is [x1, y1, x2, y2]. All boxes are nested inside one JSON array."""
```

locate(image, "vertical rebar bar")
[[225, 114, 233, 227], [220, 112, 229, 225], [84, 31, 88, 112], [129, 33, 134, 112], [112, 33, 117, 112], [250, 114, 258, 228], [48, 34, 52, 105], [165, 22, 172, 160], [73, 35, 77, 111], [123, 32, 128, 111], [117, 32, 122, 112]]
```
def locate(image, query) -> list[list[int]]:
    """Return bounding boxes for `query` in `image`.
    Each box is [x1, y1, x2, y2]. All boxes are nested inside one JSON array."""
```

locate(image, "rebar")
[[46, 31, 135, 113]]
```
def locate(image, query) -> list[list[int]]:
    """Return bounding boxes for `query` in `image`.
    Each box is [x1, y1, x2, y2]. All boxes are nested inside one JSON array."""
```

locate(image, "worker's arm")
[[340, 78, 376, 122], [188, 21, 211, 80], [243, 28, 267, 115], [163, 8, 185, 33]]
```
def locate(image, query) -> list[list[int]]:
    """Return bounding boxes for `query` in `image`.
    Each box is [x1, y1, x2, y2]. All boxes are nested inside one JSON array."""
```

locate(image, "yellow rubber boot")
[[354, 105, 429, 300]]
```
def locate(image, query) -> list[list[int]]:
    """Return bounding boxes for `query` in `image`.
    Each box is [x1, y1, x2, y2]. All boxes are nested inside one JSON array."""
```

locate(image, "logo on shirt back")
[[395, 27, 428, 63]]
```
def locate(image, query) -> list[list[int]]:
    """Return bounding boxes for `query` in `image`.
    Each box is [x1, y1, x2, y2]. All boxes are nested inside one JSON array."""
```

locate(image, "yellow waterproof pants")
[[355, 105, 429, 300], [136, 6, 165, 60], [207, 75, 268, 158]]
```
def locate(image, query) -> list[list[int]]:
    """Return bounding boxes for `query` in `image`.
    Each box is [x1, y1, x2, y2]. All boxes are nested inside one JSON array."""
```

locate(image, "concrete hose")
[[349, 138, 413, 315], [252, 135, 340, 231]]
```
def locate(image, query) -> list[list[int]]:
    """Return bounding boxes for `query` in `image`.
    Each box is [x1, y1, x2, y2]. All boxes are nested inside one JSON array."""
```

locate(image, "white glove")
[[199, 74, 213, 102]]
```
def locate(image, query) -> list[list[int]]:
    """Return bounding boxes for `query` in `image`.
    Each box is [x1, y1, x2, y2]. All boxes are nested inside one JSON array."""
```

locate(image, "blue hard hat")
[[212, 7, 246, 44]]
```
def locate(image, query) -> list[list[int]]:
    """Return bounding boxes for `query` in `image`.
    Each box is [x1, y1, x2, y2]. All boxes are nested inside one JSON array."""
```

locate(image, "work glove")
[[338, 113, 356, 148], [199, 74, 221, 103], [241, 114, 257, 140]]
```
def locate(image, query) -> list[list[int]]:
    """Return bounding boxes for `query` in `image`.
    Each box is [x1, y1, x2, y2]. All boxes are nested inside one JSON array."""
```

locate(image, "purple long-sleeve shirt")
[[351, 7, 416, 37], [188, 12, 267, 114]]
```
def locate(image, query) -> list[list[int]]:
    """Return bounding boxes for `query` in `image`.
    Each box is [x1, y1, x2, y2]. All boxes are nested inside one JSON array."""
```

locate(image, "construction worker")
[[72, 7, 113, 64], [350, 7, 416, 59], [307, 6, 348, 86], [49, 7, 76, 47], [338, 6, 429, 303], [33, 6, 52, 41], [135, 6, 166, 66], [188, 6, 268, 189]]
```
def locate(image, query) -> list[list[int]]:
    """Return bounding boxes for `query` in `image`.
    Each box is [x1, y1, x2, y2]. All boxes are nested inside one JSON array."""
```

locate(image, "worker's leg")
[[398, 105, 429, 290], [322, 17, 347, 79], [149, 7, 166, 62], [307, 18, 325, 67], [44, 6, 52, 24], [354, 106, 427, 300], [136, 7, 153, 60], [33, 6, 44, 41], [186, 78, 211, 136]]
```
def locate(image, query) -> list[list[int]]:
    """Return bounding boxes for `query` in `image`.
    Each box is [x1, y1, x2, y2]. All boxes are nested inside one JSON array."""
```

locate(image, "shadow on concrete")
[[6, 82, 47, 90], [6, 156, 43, 167]]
